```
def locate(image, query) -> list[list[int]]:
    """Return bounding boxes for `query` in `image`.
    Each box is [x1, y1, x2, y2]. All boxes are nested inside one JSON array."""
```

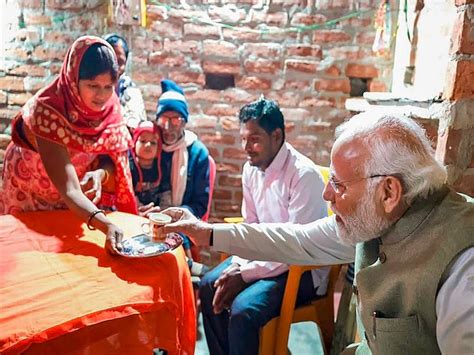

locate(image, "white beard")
[[334, 186, 392, 245]]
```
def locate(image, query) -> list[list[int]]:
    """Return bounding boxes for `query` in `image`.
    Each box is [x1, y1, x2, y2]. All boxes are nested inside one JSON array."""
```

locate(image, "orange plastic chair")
[[258, 264, 342, 355]]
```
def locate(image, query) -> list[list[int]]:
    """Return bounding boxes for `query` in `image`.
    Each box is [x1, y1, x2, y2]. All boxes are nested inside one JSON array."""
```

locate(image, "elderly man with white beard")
[[161, 112, 474, 355]]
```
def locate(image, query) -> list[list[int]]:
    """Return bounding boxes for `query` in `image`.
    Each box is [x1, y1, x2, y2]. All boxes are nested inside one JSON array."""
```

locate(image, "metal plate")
[[118, 233, 183, 258]]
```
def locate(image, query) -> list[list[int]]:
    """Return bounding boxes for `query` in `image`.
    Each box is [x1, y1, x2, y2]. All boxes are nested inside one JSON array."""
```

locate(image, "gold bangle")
[[87, 209, 106, 231]]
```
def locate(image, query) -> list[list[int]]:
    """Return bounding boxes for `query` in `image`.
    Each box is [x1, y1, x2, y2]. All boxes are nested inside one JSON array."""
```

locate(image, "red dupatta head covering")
[[131, 121, 162, 192], [11, 35, 138, 214]]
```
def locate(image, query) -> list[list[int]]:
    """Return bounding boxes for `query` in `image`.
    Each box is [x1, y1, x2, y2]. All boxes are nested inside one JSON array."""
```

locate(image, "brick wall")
[[0, 0, 428, 220], [435, 0, 474, 196]]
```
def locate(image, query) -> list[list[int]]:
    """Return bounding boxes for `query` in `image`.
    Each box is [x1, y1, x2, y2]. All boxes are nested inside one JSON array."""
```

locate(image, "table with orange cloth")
[[0, 210, 196, 354]]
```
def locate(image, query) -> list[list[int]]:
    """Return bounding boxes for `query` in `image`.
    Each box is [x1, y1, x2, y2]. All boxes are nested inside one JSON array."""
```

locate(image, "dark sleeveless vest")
[[353, 187, 474, 354]]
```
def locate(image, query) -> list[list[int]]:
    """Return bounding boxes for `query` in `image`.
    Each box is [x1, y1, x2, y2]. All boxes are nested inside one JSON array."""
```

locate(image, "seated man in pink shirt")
[[199, 97, 329, 355]]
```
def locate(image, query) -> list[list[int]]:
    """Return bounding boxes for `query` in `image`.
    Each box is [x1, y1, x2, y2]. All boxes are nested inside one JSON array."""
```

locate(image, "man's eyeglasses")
[[328, 174, 390, 194], [157, 115, 184, 127]]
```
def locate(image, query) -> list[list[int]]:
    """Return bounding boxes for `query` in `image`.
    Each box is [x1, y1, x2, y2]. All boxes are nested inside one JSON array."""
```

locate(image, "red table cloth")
[[0, 210, 196, 354]]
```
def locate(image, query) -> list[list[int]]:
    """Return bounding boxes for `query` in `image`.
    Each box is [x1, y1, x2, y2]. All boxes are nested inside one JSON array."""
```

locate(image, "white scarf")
[[161, 130, 197, 206]]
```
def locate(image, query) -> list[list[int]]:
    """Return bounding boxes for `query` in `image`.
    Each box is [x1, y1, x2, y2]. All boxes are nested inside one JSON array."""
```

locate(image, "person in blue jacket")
[[141, 79, 210, 275]]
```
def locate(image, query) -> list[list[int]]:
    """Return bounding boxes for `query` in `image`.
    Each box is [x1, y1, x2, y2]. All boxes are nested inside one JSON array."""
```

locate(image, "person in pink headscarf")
[[1, 35, 138, 254]]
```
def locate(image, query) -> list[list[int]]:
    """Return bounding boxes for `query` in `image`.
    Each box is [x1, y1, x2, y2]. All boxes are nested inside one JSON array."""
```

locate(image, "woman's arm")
[[36, 136, 122, 254]]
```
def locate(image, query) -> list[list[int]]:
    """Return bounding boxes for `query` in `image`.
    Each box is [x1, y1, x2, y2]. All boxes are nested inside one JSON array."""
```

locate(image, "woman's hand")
[[105, 223, 123, 255], [80, 169, 106, 204]]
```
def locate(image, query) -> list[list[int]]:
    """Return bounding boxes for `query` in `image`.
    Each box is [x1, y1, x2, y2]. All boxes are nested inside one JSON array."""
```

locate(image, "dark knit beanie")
[[155, 79, 189, 122]]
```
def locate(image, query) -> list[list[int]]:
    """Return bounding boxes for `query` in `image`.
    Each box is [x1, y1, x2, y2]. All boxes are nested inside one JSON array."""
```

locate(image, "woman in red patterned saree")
[[1, 36, 138, 254]]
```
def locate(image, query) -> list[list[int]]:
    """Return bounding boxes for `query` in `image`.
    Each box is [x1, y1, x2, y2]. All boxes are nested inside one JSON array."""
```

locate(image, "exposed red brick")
[[314, 79, 351, 93], [286, 44, 322, 58], [213, 189, 233, 200], [187, 90, 222, 102], [217, 175, 242, 188], [64, 17, 98, 32], [346, 63, 379, 78], [261, 29, 298, 42], [216, 162, 241, 174], [5, 48, 31, 61], [368, 80, 387, 92], [244, 59, 281, 74], [307, 122, 332, 134], [223, 147, 247, 160], [146, 4, 168, 22], [32, 46, 67, 61], [45, 0, 83, 10], [208, 147, 220, 159], [355, 32, 375, 45], [150, 21, 182, 39], [168, 8, 208, 21], [444, 60, 474, 100], [0, 77, 25, 92], [222, 89, 256, 104], [0, 108, 21, 121], [15, 29, 40, 43], [163, 38, 197, 54], [148, 51, 185, 67], [213, 201, 241, 214], [131, 71, 162, 85], [203, 61, 241, 75], [268, 92, 301, 107], [299, 97, 335, 108], [18, 0, 42, 8], [50, 62, 62, 75], [324, 65, 341, 77], [290, 13, 327, 26], [223, 28, 261, 42], [413, 118, 439, 147], [347, 17, 373, 27], [24, 14, 52, 26], [133, 37, 162, 52], [0, 91, 6, 105], [208, 6, 246, 24], [235, 76, 272, 90], [271, 0, 304, 4], [313, 30, 351, 43], [184, 24, 220, 39], [205, 105, 239, 117], [169, 71, 205, 86], [251, 11, 288, 27], [450, 10, 474, 55], [189, 116, 218, 129], [24, 77, 49, 92], [241, 43, 281, 58], [283, 80, 311, 90], [435, 128, 462, 164], [221, 117, 241, 131], [285, 59, 319, 74], [327, 47, 369, 60], [9, 64, 46, 77], [8, 92, 32, 106], [203, 40, 238, 58], [280, 107, 311, 121], [234, 190, 243, 202], [44, 31, 75, 46]]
